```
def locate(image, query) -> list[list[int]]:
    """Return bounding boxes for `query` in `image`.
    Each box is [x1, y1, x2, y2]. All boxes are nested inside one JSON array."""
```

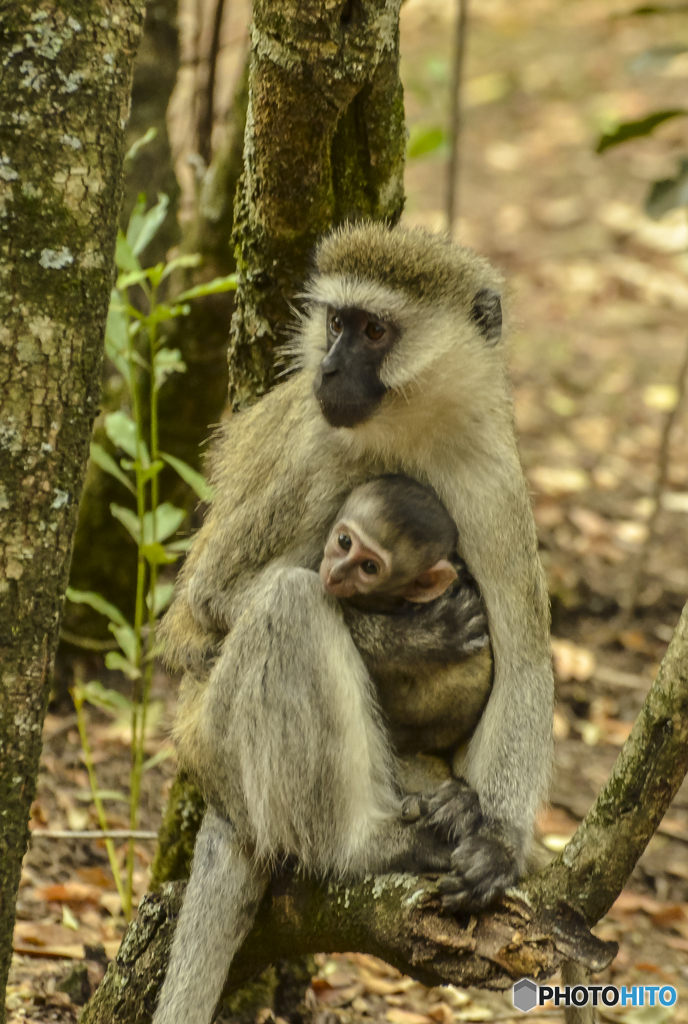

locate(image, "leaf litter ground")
[[8, 0, 688, 1019]]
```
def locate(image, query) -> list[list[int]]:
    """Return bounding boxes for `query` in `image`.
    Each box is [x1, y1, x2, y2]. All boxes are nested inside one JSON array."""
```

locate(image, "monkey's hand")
[[401, 780, 519, 911]]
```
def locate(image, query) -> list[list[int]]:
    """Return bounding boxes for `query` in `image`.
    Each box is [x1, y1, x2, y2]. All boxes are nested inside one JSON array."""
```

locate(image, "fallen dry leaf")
[[551, 638, 596, 682], [386, 1009, 433, 1024], [34, 882, 103, 906], [529, 466, 590, 497]]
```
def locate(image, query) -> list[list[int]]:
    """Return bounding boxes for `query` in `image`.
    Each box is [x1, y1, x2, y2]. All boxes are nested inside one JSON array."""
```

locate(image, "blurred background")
[[8, 0, 688, 1020]]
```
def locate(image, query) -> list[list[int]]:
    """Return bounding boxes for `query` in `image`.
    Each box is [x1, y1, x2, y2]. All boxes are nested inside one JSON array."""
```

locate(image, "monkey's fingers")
[[408, 780, 482, 843], [400, 794, 433, 822], [438, 833, 519, 912]]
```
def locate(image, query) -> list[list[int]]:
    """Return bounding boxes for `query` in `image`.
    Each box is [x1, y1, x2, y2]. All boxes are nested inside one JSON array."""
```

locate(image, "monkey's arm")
[[428, 448, 554, 909], [341, 580, 489, 671], [161, 374, 353, 666]]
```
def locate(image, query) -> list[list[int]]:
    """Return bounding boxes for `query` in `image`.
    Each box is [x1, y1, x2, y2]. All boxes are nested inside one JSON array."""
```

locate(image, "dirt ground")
[[7, 0, 688, 1020]]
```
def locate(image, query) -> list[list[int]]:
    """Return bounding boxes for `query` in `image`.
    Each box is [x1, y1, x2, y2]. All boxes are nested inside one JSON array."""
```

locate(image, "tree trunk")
[[79, 600, 688, 1024], [228, 0, 406, 409], [0, 3, 145, 1019], [153, 0, 407, 883]]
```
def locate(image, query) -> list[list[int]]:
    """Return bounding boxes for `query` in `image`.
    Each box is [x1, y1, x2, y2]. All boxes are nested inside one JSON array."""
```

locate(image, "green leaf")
[[148, 582, 175, 616], [141, 542, 178, 566], [142, 502, 186, 544], [77, 680, 132, 714], [109, 623, 137, 663], [110, 503, 142, 545], [161, 253, 202, 280], [131, 193, 170, 257], [75, 789, 128, 803], [115, 229, 142, 274], [166, 536, 194, 553], [646, 156, 688, 217], [154, 348, 187, 391], [125, 127, 157, 164], [147, 263, 166, 288], [161, 452, 214, 502], [125, 193, 148, 251], [104, 294, 132, 386], [150, 302, 191, 324], [116, 268, 152, 290], [142, 747, 174, 772], [65, 588, 128, 628], [89, 442, 136, 496], [597, 109, 686, 153], [407, 126, 447, 160], [141, 460, 164, 485], [105, 651, 141, 680], [104, 411, 138, 459], [105, 290, 128, 354], [176, 275, 238, 301]]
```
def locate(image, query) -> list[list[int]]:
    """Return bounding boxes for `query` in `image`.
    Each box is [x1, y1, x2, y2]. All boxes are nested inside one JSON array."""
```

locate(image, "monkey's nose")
[[320, 352, 339, 377]]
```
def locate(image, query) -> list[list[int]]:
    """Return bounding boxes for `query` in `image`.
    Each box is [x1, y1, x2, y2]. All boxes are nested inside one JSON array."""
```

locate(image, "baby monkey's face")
[[319, 515, 458, 607], [319, 518, 392, 600]]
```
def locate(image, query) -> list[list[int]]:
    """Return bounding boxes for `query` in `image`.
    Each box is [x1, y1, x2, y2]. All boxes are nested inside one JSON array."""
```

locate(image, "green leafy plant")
[[66, 131, 236, 920]]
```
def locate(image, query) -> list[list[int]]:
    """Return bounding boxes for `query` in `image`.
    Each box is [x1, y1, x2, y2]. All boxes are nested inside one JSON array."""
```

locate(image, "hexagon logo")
[[513, 979, 538, 1013]]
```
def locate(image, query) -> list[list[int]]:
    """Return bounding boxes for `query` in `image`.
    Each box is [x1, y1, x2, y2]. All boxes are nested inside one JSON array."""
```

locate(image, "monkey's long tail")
[[153, 809, 269, 1024]]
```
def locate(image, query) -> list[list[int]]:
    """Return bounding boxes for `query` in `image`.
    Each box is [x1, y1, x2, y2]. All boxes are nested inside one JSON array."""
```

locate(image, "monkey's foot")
[[438, 832, 519, 912], [400, 779, 481, 844]]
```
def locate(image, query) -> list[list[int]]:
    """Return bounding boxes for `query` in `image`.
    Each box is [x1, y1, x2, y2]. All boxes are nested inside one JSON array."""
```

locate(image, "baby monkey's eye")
[[365, 321, 385, 341], [338, 534, 352, 551], [330, 314, 343, 334], [361, 560, 378, 575]]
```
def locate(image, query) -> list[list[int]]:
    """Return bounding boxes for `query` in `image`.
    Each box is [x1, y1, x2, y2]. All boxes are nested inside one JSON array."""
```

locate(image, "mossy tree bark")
[[79, 599, 688, 1024], [228, 0, 407, 409], [153, 0, 407, 884], [0, 2, 145, 1019], [146, 2, 406, 1018]]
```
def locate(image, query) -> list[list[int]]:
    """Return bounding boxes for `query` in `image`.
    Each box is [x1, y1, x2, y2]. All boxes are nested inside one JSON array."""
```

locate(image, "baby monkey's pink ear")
[[403, 559, 458, 603]]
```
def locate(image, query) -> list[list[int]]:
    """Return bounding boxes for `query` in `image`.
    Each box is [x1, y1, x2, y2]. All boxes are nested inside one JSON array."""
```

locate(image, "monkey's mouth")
[[315, 385, 384, 429]]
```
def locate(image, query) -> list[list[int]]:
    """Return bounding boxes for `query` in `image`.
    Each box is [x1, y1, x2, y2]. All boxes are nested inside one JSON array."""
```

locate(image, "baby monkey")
[[320, 475, 462, 612], [320, 475, 493, 785]]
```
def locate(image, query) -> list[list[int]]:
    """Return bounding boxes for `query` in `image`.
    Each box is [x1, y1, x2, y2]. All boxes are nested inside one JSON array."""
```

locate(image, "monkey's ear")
[[471, 288, 502, 346], [403, 559, 458, 604]]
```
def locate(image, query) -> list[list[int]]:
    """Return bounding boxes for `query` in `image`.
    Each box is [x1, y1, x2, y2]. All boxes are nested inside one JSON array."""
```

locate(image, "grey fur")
[[153, 811, 268, 1024], [155, 223, 554, 1024]]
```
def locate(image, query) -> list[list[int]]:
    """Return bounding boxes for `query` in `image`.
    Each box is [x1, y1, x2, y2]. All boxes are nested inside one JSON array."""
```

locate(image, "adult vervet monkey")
[[154, 223, 553, 1024]]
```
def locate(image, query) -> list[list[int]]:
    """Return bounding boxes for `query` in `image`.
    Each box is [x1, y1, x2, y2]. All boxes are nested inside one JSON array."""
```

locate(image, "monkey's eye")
[[338, 534, 352, 551], [330, 314, 343, 335], [361, 560, 378, 575], [365, 321, 386, 342]]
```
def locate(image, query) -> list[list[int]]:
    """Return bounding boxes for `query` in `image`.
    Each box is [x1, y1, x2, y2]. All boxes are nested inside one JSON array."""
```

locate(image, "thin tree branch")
[[31, 830, 157, 840], [446, 0, 469, 234], [622, 333, 688, 619]]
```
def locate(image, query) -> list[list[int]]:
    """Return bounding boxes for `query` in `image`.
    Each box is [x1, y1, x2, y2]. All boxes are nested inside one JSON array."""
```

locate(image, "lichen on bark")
[[0, 2, 145, 1015]]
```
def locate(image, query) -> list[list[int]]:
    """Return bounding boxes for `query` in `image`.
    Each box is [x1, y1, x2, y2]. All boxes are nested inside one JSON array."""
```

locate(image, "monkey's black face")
[[314, 306, 398, 428]]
